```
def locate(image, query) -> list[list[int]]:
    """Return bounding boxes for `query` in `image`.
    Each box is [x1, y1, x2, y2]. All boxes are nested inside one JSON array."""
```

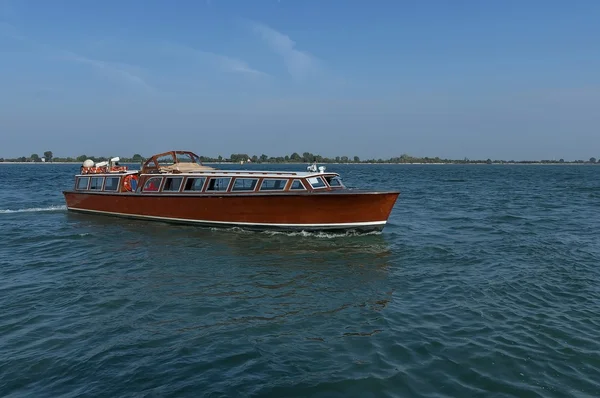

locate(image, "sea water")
[[1, 163, 599, 397]]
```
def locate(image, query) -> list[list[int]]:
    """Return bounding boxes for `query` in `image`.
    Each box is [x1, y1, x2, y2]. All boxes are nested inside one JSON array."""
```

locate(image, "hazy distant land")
[[1, 152, 598, 165]]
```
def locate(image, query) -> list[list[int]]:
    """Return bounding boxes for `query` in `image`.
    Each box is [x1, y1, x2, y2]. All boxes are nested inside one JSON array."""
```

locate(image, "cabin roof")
[[139, 170, 340, 178], [75, 170, 340, 179]]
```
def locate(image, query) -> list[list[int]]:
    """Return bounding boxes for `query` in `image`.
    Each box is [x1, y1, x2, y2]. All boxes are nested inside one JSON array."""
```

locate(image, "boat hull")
[[62, 190, 399, 232]]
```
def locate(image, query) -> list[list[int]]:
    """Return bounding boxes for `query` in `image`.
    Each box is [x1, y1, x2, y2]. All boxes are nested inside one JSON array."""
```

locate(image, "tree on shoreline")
[[3, 152, 600, 165]]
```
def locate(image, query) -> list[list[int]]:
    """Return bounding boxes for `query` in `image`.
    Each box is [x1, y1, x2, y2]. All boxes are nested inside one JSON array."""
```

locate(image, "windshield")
[[156, 153, 176, 165], [176, 152, 201, 164], [326, 176, 344, 187]]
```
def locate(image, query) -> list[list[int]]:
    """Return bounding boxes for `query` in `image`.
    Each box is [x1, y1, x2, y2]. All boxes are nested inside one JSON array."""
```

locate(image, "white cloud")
[[1, 23, 154, 92], [0, 21, 25, 41], [249, 21, 320, 80], [161, 41, 268, 77], [61, 51, 154, 92]]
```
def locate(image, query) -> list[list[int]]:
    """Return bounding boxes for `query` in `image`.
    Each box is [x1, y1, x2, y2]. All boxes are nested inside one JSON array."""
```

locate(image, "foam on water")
[[0, 205, 67, 214], [262, 229, 382, 238]]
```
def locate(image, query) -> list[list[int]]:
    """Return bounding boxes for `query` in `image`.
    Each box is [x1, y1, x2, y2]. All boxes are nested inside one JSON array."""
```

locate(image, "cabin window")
[[289, 179, 306, 190], [232, 178, 258, 191], [183, 177, 206, 191], [90, 177, 104, 190], [104, 177, 120, 191], [260, 179, 287, 191], [143, 177, 163, 192], [308, 176, 327, 189], [76, 177, 90, 190], [163, 177, 183, 192], [206, 177, 231, 192], [325, 176, 344, 188]]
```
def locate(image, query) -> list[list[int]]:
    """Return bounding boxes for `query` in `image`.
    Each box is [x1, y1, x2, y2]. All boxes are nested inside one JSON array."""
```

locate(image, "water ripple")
[[1, 164, 600, 397]]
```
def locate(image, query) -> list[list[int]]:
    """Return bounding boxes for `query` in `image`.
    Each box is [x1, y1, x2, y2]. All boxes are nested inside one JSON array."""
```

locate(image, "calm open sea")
[[1, 163, 599, 397]]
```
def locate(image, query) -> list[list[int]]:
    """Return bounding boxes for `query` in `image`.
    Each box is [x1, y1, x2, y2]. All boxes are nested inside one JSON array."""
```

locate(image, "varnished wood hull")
[[62, 190, 399, 232]]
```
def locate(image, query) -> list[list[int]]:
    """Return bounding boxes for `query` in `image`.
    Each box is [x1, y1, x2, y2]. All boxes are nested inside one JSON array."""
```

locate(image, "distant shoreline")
[[0, 161, 597, 166]]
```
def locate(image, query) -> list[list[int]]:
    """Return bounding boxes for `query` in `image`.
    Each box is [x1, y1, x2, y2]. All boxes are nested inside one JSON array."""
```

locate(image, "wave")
[[0, 205, 67, 214]]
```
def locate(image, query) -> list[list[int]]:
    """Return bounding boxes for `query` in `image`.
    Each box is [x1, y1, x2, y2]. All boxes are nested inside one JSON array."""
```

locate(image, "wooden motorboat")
[[63, 150, 400, 232]]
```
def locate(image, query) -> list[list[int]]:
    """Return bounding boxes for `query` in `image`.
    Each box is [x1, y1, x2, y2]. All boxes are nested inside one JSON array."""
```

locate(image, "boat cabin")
[[73, 150, 346, 194]]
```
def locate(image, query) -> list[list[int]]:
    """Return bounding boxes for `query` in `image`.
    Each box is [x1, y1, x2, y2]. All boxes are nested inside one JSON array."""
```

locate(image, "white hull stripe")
[[67, 207, 387, 228]]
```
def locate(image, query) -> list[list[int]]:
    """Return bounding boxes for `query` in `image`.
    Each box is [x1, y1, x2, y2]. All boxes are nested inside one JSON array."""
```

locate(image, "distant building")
[[41, 157, 46, 162]]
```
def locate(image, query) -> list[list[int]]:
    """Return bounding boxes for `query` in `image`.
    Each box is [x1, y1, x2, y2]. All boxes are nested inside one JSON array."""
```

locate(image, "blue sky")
[[1, 0, 599, 160]]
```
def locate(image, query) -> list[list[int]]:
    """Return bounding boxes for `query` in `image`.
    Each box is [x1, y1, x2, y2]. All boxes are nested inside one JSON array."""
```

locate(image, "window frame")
[[289, 179, 307, 191], [89, 176, 105, 191], [103, 176, 121, 192], [307, 176, 327, 189], [162, 176, 184, 192], [183, 176, 207, 192], [326, 176, 344, 188], [142, 176, 164, 193], [231, 177, 259, 192], [205, 177, 232, 192], [259, 178, 289, 192], [76, 176, 90, 190]]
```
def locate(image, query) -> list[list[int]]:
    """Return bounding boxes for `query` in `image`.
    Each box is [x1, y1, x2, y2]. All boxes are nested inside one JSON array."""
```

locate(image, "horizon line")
[[1, 154, 598, 164]]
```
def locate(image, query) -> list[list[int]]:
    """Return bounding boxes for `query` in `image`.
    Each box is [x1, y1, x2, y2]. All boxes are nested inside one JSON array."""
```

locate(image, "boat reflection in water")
[[67, 210, 394, 270], [65, 212, 397, 341]]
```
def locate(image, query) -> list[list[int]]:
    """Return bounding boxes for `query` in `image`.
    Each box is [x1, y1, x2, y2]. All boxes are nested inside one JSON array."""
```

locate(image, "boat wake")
[[208, 226, 381, 238], [0, 205, 67, 214], [262, 229, 382, 239]]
